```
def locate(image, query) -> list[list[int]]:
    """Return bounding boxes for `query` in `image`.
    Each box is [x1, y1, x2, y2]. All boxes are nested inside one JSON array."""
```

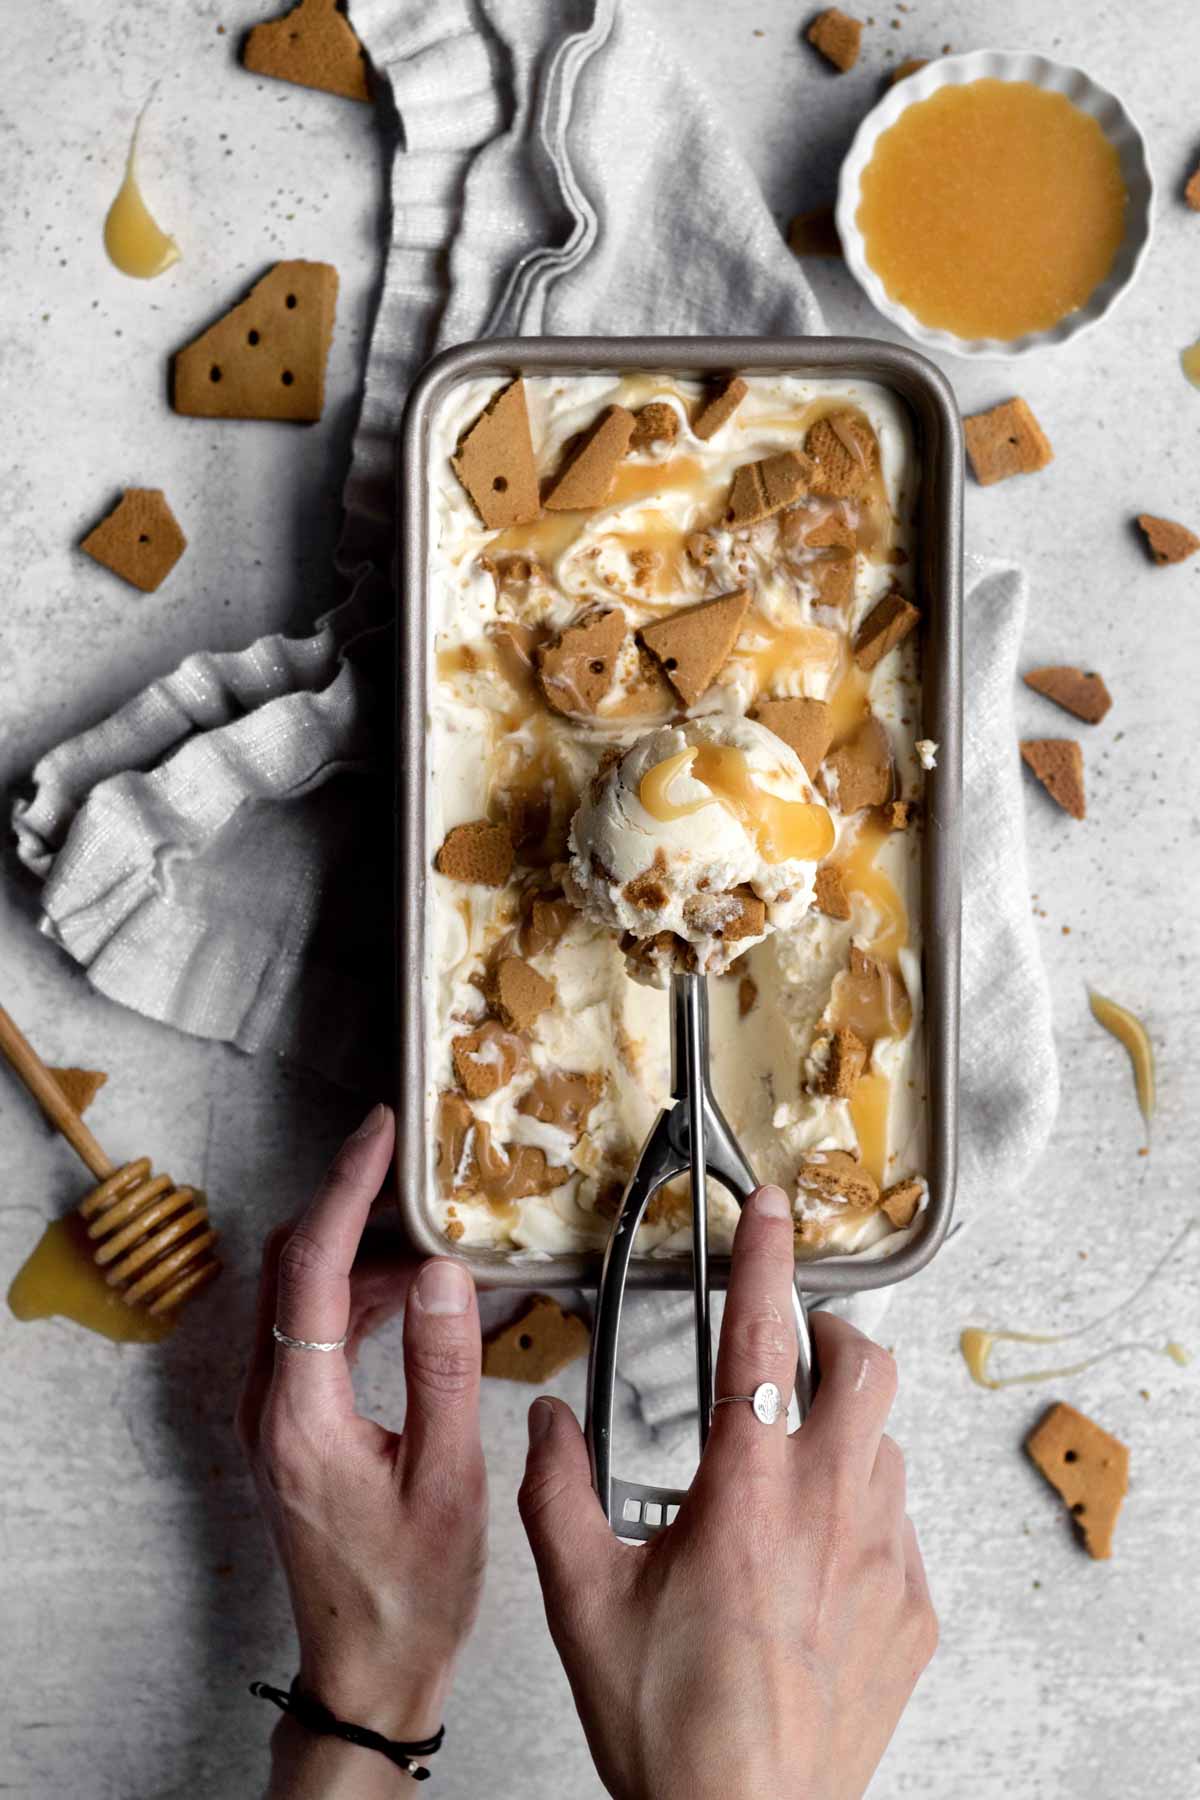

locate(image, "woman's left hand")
[[237, 1102, 486, 1789]]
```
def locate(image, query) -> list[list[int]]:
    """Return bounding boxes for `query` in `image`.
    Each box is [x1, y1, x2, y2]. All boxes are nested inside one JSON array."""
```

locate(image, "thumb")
[[518, 1398, 619, 1603]]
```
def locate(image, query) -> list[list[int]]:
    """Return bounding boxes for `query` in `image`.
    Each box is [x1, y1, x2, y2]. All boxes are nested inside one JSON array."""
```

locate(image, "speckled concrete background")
[[1, 2, 1198, 1795]]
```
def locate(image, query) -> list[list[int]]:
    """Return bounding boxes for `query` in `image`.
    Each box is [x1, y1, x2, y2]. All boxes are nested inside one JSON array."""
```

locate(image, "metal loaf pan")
[[396, 337, 962, 1295]]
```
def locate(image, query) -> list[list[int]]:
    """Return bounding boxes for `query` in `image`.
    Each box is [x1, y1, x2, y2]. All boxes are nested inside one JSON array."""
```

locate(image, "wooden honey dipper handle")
[[0, 1002, 114, 1182]]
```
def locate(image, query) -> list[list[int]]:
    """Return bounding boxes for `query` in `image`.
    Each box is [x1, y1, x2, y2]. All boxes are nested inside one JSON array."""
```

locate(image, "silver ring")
[[272, 1324, 347, 1354], [713, 1381, 784, 1425]]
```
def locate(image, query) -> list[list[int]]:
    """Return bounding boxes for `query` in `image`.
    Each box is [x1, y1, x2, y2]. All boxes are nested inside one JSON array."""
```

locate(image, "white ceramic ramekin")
[[835, 50, 1155, 359]]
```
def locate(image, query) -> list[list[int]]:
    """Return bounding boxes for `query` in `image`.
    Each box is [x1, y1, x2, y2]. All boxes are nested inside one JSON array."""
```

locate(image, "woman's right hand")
[[518, 1184, 938, 1800]]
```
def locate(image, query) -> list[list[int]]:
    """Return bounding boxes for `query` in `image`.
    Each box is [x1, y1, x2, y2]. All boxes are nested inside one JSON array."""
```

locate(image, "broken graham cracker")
[[483, 1295, 590, 1383], [692, 376, 748, 441], [797, 1148, 879, 1212], [630, 402, 679, 450], [724, 451, 811, 528], [1136, 513, 1200, 565], [243, 0, 370, 103], [752, 697, 833, 778], [437, 1092, 565, 1204], [485, 956, 555, 1032], [884, 799, 913, 831], [1024, 666, 1113, 725], [1187, 166, 1200, 210], [805, 413, 878, 499], [639, 589, 750, 707], [814, 863, 851, 920], [806, 8, 863, 72], [173, 261, 338, 424], [48, 1067, 108, 1116], [435, 820, 514, 887], [451, 1020, 525, 1101], [543, 405, 636, 511], [881, 1177, 923, 1229], [451, 378, 541, 529], [535, 607, 626, 716], [854, 591, 920, 672], [963, 398, 1053, 487], [79, 489, 187, 593], [821, 715, 892, 813], [517, 1070, 603, 1138], [1025, 1401, 1129, 1560], [822, 1027, 867, 1098], [787, 208, 842, 259], [1020, 739, 1086, 821], [684, 884, 767, 943]]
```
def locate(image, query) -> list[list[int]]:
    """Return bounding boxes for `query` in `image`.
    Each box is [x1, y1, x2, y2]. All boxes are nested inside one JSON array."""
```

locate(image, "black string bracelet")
[[250, 1677, 445, 1781]]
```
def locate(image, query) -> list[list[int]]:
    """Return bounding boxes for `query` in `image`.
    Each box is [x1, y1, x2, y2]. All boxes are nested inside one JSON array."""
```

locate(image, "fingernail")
[[351, 1101, 388, 1140], [415, 1258, 471, 1316], [528, 1399, 554, 1446], [753, 1184, 792, 1220]]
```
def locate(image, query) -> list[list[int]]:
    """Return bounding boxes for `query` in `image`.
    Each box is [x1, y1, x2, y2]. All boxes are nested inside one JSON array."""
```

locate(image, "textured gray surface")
[[1, 2, 1198, 1796]]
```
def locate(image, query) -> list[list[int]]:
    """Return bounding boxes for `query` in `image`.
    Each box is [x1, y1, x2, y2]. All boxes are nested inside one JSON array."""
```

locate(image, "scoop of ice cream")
[[568, 715, 835, 983]]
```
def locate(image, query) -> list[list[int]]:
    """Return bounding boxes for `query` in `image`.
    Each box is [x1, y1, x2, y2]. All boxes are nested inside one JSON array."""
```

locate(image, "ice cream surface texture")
[[425, 369, 929, 1263]]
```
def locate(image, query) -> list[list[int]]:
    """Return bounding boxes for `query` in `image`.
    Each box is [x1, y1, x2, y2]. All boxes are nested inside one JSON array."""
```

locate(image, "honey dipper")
[[0, 1002, 220, 1315]]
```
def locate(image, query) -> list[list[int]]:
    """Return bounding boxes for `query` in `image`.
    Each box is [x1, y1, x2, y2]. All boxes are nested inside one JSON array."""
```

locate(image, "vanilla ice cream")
[[424, 369, 930, 1263]]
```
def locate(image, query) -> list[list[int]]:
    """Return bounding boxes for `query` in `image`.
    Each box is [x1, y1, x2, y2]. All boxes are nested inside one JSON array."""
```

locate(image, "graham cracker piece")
[[963, 398, 1054, 487], [1025, 1401, 1129, 1560], [807, 8, 863, 71], [752, 697, 833, 777], [519, 886, 578, 956], [805, 412, 878, 498], [821, 715, 892, 812], [884, 799, 912, 831], [693, 376, 748, 442], [630, 402, 679, 450], [724, 451, 812, 528], [436, 1093, 565, 1204], [483, 1294, 590, 1383], [544, 405, 635, 511], [797, 1148, 878, 1211], [890, 56, 928, 83], [435, 820, 514, 887], [788, 208, 842, 258], [815, 864, 851, 920], [173, 260, 338, 424], [803, 511, 855, 553], [621, 929, 697, 980], [738, 975, 759, 1018], [684, 884, 767, 943], [451, 378, 541, 529], [485, 956, 555, 1031], [822, 1027, 867, 1098], [881, 1177, 923, 1228], [686, 531, 719, 567], [48, 1067, 108, 1116], [854, 590, 920, 671], [1020, 739, 1086, 821], [535, 607, 626, 716], [243, 0, 370, 103], [80, 489, 187, 593], [517, 1070, 604, 1138], [1186, 166, 1200, 210], [624, 867, 670, 913], [1136, 513, 1200, 565], [451, 1020, 525, 1101], [1024, 667, 1113, 725], [639, 589, 750, 706]]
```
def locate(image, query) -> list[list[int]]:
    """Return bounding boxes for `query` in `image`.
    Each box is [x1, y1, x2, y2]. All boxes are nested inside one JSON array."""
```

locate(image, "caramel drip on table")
[[638, 744, 835, 863], [1089, 988, 1155, 1130], [1181, 340, 1200, 391], [8, 1214, 175, 1343], [103, 99, 180, 280]]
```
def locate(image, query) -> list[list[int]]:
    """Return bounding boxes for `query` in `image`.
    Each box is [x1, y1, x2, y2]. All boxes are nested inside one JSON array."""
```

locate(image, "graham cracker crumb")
[[1025, 1402, 1128, 1560], [1024, 667, 1113, 725], [639, 589, 750, 706], [854, 590, 920, 671], [79, 489, 187, 593], [630, 402, 679, 450], [815, 864, 851, 919], [535, 607, 626, 716], [752, 697, 834, 777], [1136, 513, 1200, 565], [693, 376, 748, 441], [821, 715, 893, 812], [823, 1027, 867, 1097], [797, 1148, 878, 1211], [964, 398, 1053, 487], [884, 799, 912, 830], [435, 820, 514, 887], [485, 956, 555, 1031], [1020, 739, 1086, 821], [624, 870, 670, 912], [544, 405, 635, 510], [686, 530, 719, 567], [444, 1218, 465, 1242], [807, 8, 864, 71], [881, 1176, 923, 1228]]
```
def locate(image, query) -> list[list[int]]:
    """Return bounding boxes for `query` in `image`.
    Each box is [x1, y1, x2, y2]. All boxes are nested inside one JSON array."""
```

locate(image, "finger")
[[519, 1398, 622, 1603], [398, 1258, 483, 1497], [269, 1102, 395, 1413], [868, 1432, 907, 1516], [795, 1310, 898, 1490], [235, 1221, 294, 1453], [706, 1184, 799, 1469]]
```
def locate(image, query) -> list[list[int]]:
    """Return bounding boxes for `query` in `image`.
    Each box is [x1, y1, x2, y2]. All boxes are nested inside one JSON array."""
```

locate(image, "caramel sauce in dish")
[[104, 99, 181, 280], [638, 745, 835, 863], [857, 80, 1127, 340]]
